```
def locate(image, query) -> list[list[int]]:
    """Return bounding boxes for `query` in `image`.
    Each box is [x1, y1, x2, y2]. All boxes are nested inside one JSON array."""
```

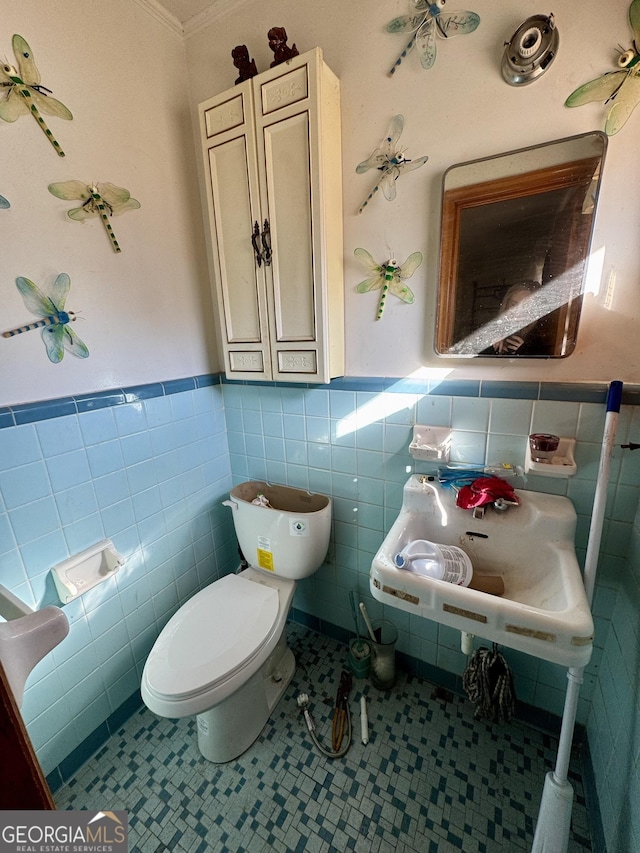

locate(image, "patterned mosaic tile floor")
[[56, 625, 593, 852]]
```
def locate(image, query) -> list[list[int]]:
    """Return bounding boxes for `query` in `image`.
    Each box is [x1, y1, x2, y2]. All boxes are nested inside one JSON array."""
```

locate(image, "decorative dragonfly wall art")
[[48, 181, 141, 252], [0, 195, 9, 209], [565, 0, 640, 135], [386, 0, 480, 76], [356, 115, 428, 214], [354, 248, 423, 320], [2, 273, 89, 363], [0, 34, 72, 157]]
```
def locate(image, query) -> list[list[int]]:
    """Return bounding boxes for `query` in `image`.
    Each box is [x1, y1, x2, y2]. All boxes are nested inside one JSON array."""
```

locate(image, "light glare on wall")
[[335, 367, 453, 438], [583, 245, 606, 298]]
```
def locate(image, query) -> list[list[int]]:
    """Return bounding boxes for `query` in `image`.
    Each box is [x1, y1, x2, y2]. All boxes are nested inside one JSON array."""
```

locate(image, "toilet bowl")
[[141, 481, 331, 763]]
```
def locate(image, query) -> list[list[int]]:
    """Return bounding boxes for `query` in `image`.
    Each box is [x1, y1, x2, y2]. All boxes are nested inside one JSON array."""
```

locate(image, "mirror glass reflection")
[[435, 132, 607, 358]]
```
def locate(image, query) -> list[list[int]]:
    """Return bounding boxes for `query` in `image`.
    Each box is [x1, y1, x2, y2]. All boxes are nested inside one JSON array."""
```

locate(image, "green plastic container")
[[348, 638, 371, 678]]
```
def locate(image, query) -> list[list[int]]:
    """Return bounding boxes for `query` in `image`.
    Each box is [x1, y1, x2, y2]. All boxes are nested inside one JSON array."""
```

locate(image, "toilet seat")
[[143, 573, 279, 704]]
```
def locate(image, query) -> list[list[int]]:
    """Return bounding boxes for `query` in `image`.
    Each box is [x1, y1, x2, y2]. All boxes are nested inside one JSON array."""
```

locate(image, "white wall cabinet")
[[198, 48, 344, 383]]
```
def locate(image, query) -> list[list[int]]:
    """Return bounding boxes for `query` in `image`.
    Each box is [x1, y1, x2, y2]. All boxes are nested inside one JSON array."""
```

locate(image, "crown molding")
[[131, 0, 256, 40], [132, 0, 184, 37]]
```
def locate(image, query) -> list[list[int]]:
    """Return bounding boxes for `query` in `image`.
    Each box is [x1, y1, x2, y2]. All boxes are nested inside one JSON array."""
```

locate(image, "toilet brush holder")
[[369, 620, 398, 690]]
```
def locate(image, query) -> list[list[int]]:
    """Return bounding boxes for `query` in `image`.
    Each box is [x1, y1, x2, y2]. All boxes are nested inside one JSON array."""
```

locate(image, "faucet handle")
[[493, 498, 519, 512]]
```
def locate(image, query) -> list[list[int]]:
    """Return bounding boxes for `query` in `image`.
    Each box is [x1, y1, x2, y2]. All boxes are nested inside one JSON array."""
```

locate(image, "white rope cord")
[[462, 643, 516, 723]]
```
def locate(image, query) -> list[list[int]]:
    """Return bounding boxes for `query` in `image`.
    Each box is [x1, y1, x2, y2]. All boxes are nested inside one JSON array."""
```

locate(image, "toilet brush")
[[359, 602, 379, 644], [349, 591, 364, 644], [348, 591, 370, 663]]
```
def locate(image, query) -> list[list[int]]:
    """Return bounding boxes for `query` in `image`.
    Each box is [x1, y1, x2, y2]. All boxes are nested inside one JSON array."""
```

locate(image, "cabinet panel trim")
[[277, 350, 318, 374], [229, 350, 265, 372], [260, 66, 309, 116], [204, 94, 245, 138]]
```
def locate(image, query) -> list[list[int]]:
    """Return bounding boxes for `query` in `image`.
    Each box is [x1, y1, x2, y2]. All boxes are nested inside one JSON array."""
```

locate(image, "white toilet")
[[141, 480, 331, 763]]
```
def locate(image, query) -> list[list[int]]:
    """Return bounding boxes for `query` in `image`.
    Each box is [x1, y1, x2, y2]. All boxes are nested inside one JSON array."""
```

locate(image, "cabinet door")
[[200, 85, 271, 379], [200, 49, 344, 384], [254, 52, 343, 383], [263, 111, 316, 369]]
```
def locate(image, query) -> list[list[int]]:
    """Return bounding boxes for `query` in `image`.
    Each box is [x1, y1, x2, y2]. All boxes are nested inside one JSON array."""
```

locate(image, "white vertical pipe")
[[552, 381, 622, 786], [583, 381, 622, 606], [461, 631, 474, 655], [553, 667, 584, 783], [532, 381, 623, 853]]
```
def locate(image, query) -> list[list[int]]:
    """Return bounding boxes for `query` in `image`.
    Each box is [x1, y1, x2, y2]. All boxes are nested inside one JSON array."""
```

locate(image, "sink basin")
[[370, 475, 593, 667]]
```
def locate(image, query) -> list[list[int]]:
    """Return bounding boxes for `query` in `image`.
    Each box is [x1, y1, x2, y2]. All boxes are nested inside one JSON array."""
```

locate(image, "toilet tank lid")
[[143, 574, 279, 701]]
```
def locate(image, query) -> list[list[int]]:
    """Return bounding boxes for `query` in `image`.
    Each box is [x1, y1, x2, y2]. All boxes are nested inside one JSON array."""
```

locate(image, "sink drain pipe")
[[532, 380, 623, 853]]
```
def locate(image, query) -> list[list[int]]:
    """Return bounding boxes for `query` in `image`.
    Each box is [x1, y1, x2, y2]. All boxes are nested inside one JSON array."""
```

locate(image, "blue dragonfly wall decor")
[[356, 115, 428, 213], [566, 0, 640, 135], [48, 180, 141, 252], [0, 35, 72, 157], [386, 0, 480, 76], [0, 195, 9, 209], [355, 248, 423, 320], [2, 273, 89, 362]]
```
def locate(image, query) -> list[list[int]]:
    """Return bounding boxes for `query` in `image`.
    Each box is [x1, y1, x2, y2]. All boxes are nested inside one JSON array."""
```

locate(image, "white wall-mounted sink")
[[370, 475, 593, 667]]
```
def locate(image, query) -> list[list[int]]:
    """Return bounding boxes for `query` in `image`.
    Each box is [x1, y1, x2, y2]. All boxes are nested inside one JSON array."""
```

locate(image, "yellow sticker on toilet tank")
[[257, 548, 274, 571]]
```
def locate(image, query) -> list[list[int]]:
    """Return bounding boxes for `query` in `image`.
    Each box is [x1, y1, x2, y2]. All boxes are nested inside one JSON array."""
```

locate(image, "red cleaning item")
[[456, 477, 519, 510]]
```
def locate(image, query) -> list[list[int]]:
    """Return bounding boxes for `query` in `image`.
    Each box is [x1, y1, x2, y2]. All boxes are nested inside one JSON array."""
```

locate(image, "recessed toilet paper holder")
[[51, 538, 125, 604]]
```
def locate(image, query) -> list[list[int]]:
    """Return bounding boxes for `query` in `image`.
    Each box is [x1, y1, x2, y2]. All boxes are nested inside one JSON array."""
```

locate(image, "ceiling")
[[155, 0, 219, 25]]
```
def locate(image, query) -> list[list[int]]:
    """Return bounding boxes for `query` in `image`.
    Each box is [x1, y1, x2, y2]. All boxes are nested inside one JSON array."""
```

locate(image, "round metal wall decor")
[[502, 13, 559, 85]]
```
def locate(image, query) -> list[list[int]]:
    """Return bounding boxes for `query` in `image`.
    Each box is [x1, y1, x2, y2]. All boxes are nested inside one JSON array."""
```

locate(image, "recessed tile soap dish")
[[409, 425, 452, 461], [51, 539, 125, 604], [525, 437, 577, 478]]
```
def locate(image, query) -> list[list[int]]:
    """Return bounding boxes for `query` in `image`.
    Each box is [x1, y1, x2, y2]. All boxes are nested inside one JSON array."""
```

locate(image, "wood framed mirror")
[[435, 132, 607, 358]]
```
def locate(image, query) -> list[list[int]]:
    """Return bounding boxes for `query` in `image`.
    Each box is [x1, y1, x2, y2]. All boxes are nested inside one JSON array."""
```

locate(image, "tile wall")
[[222, 378, 640, 730], [222, 375, 640, 853], [0, 377, 237, 780], [587, 490, 640, 850], [1, 373, 639, 851]]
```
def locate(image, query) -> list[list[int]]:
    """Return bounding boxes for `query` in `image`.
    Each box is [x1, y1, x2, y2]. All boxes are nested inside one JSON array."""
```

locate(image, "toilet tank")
[[225, 481, 331, 579]]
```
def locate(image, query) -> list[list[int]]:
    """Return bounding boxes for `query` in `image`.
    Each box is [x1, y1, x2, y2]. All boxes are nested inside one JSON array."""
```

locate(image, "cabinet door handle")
[[251, 221, 263, 267], [261, 219, 272, 267]]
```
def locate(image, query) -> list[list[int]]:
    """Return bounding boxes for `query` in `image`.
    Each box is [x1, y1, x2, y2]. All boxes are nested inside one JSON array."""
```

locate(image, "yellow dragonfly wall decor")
[[355, 248, 423, 320], [566, 0, 640, 135], [0, 35, 72, 156], [48, 181, 141, 253]]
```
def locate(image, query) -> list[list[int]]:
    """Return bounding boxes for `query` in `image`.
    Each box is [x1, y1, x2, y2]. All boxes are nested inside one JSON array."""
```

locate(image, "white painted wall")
[[186, 0, 640, 384], [0, 0, 219, 408], [2, 0, 638, 411]]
